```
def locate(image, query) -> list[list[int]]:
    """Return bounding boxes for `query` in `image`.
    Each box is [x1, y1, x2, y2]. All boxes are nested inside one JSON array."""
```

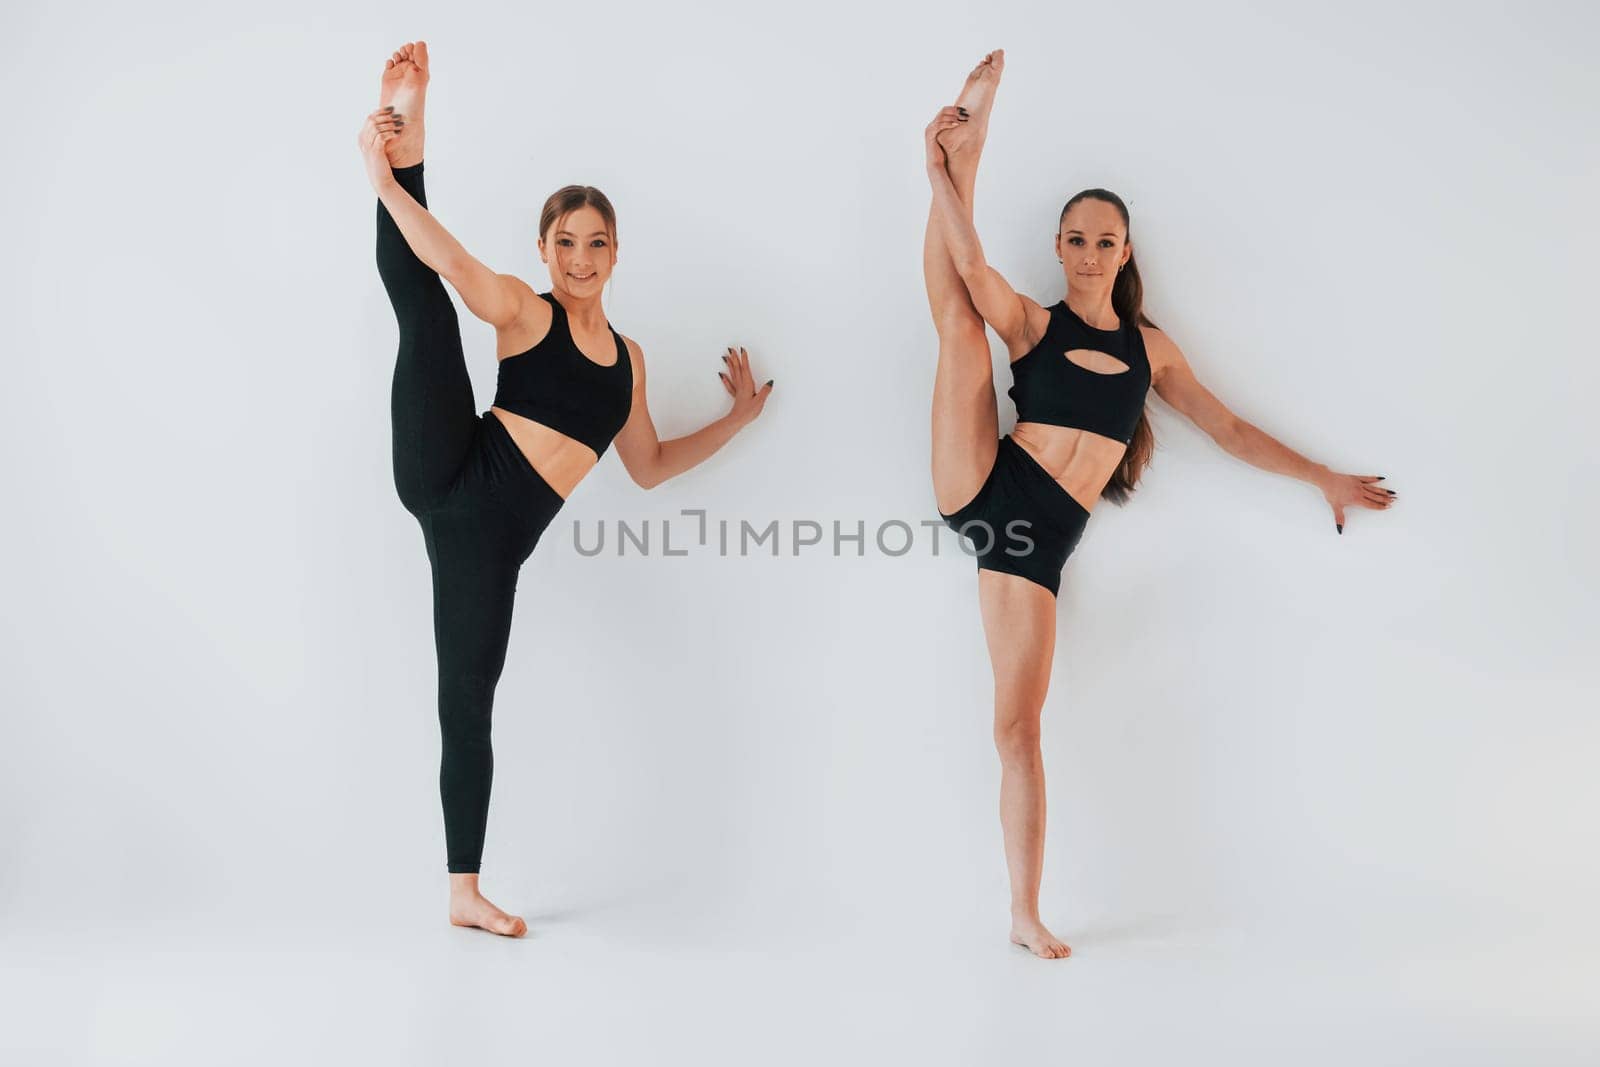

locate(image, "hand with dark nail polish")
[[1322, 471, 1397, 536], [717, 345, 774, 430]]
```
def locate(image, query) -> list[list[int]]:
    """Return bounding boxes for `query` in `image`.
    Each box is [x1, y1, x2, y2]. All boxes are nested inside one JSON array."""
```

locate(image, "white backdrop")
[[3, 0, 1596, 1063]]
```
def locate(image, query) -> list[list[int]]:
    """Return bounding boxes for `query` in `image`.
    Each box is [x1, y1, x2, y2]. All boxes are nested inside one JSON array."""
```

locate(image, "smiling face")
[[1055, 197, 1131, 295], [538, 204, 617, 298]]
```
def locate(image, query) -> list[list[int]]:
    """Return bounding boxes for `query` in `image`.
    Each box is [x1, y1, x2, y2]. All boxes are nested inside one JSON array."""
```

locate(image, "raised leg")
[[373, 41, 472, 516], [378, 161, 479, 517], [977, 568, 1072, 960], [379, 41, 429, 169], [928, 52, 1007, 515]]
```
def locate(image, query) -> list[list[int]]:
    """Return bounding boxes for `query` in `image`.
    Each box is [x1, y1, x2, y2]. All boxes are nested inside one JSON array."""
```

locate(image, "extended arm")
[[611, 340, 771, 490], [1148, 327, 1395, 530], [1147, 328, 1329, 485]]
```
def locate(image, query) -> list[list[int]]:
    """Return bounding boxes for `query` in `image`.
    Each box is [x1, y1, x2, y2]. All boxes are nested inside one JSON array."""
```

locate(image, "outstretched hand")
[[1321, 471, 1397, 534], [357, 106, 404, 190], [719, 346, 773, 428]]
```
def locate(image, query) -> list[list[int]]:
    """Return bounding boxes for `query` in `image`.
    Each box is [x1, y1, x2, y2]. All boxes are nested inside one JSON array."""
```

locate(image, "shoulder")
[[505, 276, 552, 325], [1010, 296, 1057, 356], [620, 333, 647, 378], [1139, 323, 1189, 384], [498, 274, 542, 303], [1032, 294, 1057, 326], [492, 277, 554, 350], [1139, 321, 1174, 358]]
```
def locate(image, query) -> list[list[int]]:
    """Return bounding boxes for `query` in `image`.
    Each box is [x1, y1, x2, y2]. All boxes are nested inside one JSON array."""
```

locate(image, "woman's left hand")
[[1320, 470, 1397, 534], [720, 346, 774, 428]]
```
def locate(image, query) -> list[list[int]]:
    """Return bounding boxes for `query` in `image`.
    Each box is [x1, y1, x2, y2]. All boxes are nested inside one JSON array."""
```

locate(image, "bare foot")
[[448, 876, 527, 938], [936, 49, 1005, 173], [379, 41, 429, 168], [1011, 914, 1071, 959]]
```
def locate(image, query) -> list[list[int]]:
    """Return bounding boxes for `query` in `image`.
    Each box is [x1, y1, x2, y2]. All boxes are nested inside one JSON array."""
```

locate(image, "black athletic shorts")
[[939, 434, 1091, 597]]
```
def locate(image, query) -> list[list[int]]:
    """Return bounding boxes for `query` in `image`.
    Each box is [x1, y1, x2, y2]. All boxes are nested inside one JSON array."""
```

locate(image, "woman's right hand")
[[357, 106, 403, 190], [924, 106, 966, 172]]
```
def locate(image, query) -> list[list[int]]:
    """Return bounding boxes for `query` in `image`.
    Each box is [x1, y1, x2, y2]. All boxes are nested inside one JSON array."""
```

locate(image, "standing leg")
[[978, 569, 1072, 959], [928, 52, 1006, 514], [424, 507, 529, 937]]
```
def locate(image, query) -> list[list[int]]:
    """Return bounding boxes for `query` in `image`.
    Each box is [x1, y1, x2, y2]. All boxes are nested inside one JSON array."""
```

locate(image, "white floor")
[[4, 890, 1591, 1065]]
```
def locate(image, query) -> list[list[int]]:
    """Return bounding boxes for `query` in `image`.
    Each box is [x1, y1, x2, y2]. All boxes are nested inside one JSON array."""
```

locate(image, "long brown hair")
[[1059, 188, 1155, 506], [539, 185, 618, 245]]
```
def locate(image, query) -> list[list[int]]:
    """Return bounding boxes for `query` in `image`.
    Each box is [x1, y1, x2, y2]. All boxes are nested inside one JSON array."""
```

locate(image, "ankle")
[[1010, 903, 1041, 923]]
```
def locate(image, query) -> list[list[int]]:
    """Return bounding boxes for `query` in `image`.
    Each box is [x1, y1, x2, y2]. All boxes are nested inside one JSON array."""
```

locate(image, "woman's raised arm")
[[360, 110, 525, 328], [924, 111, 1046, 354]]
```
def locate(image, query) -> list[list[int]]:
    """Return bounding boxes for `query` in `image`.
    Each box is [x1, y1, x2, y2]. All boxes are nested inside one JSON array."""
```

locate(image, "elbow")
[[951, 253, 986, 284], [1213, 415, 1245, 452], [435, 254, 469, 285], [630, 463, 665, 491], [630, 444, 667, 490]]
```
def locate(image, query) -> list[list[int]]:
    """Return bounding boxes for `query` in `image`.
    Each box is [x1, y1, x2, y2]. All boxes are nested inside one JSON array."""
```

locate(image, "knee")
[[993, 712, 1042, 766], [438, 669, 499, 743], [395, 478, 431, 519], [934, 309, 986, 348], [392, 299, 458, 346]]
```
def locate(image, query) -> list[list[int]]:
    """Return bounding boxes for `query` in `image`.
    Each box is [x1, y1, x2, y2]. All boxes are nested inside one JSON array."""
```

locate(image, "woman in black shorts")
[[358, 42, 773, 937], [924, 51, 1397, 958]]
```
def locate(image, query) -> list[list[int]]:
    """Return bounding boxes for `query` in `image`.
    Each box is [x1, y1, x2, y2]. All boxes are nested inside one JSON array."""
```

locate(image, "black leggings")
[[377, 161, 567, 873]]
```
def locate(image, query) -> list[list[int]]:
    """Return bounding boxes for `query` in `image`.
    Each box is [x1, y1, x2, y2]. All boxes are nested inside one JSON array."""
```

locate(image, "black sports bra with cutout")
[[493, 292, 634, 457], [1008, 300, 1151, 446]]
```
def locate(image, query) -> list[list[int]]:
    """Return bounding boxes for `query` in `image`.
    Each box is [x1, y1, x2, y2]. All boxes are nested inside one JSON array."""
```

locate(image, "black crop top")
[[1008, 300, 1151, 446], [493, 292, 634, 457]]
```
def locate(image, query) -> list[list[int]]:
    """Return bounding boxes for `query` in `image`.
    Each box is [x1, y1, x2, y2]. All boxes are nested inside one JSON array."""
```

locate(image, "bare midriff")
[[488, 407, 599, 501], [1010, 422, 1127, 515]]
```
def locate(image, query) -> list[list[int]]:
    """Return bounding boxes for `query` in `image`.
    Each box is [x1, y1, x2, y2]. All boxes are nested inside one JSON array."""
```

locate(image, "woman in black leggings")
[[358, 41, 773, 937]]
